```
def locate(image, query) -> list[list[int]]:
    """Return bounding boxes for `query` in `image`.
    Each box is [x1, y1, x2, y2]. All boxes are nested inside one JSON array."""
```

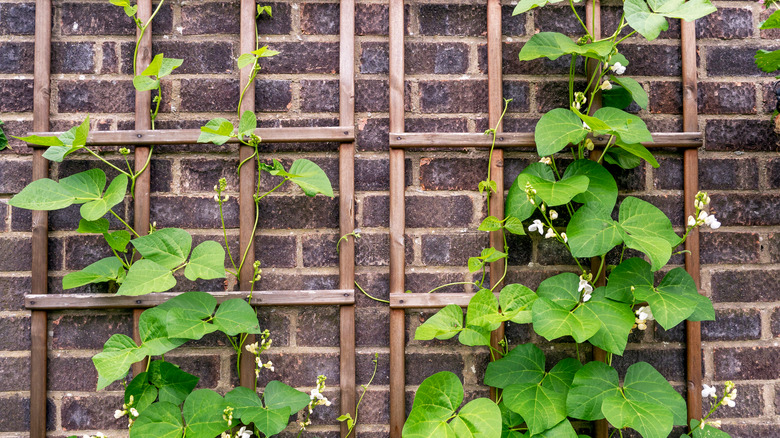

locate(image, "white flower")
[[549, 210, 558, 220], [702, 384, 717, 398], [130, 408, 139, 417], [635, 306, 653, 321], [698, 210, 709, 222], [238, 426, 251, 438], [583, 121, 590, 130], [545, 228, 556, 239], [560, 232, 567, 243], [114, 409, 125, 419], [610, 62, 626, 75], [573, 101, 581, 110], [528, 219, 544, 235], [722, 396, 736, 407], [539, 156, 552, 165], [704, 214, 721, 229], [709, 420, 722, 428], [578, 278, 593, 294], [600, 80, 613, 90], [688, 215, 697, 227], [582, 291, 592, 302]]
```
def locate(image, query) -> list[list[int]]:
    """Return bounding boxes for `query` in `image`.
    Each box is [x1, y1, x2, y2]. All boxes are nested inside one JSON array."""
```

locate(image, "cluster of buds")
[[245, 330, 274, 379], [633, 304, 654, 331], [572, 91, 587, 111], [584, 138, 595, 151], [220, 426, 252, 438], [721, 381, 738, 407], [688, 191, 720, 230], [539, 156, 552, 166], [524, 182, 537, 205], [578, 274, 593, 302], [213, 177, 229, 203], [252, 260, 262, 283], [609, 61, 626, 75], [223, 406, 235, 427], [114, 395, 140, 427], [119, 147, 130, 156]]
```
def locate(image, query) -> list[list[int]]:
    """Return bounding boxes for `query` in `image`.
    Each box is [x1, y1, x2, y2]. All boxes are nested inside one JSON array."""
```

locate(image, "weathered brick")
[[712, 269, 780, 302], [255, 3, 292, 35], [649, 81, 682, 114], [707, 46, 776, 77], [721, 424, 780, 437], [258, 42, 339, 74], [714, 346, 780, 380], [696, 8, 753, 40], [505, 321, 533, 345], [256, 272, 339, 291], [0, 275, 29, 311], [357, 117, 389, 152], [420, 157, 488, 191], [255, 352, 340, 387], [501, 5, 526, 36], [58, 80, 134, 113], [611, 348, 685, 381], [257, 196, 339, 229], [256, 118, 342, 152], [418, 5, 486, 36], [0, 42, 33, 74], [656, 308, 762, 342], [180, 79, 239, 112], [705, 119, 777, 152], [698, 82, 756, 115], [701, 232, 762, 264], [535, 5, 585, 36], [0, 356, 29, 391], [710, 193, 780, 226], [150, 195, 239, 229], [0, 79, 33, 112], [0, 395, 30, 432], [493, 41, 584, 76], [0, 237, 31, 271], [254, 234, 298, 268], [770, 234, 780, 264], [51, 312, 133, 350], [356, 3, 389, 35], [166, 355, 221, 389], [0, 159, 31, 194], [255, 79, 293, 112], [406, 117, 469, 133], [405, 352, 464, 385], [503, 81, 531, 113], [52, 42, 96, 74], [180, 2, 240, 35], [407, 42, 469, 75], [301, 3, 340, 35], [354, 390, 390, 425], [297, 306, 340, 347], [602, 6, 679, 39], [0, 3, 35, 35], [359, 42, 388, 74], [537, 81, 575, 112], [152, 41, 235, 74], [537, 236, 583, 266], [422, 233, 488, 266], [64, 234, 115, 270], [406, 272, 467, 294], [356, 233, 400, 266], [620, 44, 681, 77], [302, 233, 338, 268], [356, 309, 390, 347], [420, 80, 489, 113], [407, 195, 473, 228], [62, 394, 125, 430], [506, 233, 533, 265], [301, 80, 339, 112], [355, 79, 389, 113], [61, 2, 172, 35], [48, 356, 103, 392]]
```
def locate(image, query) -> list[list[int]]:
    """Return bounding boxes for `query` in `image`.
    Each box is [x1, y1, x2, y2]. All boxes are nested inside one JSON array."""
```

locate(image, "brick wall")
[[0, 0, 778, 437]]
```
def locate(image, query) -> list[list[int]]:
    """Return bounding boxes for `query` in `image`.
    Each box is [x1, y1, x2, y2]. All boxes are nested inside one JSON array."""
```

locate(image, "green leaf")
[[139, 307, 188, 355], [158, 56, 183, 78], [104, 230, 131, 252], [225, 386, 264, 420], [8, 178, 75, 211], [687, 291, 715, 322], [117, 259, 177, 296], [618, 197, 680, 271], [238, 110, 257, 137], [458, 324, 493, 347], [148, 360, 200, 406], [544, 358, 582, 393], [690, 419, 731, 437], [183, 389, 230, 438], [512, 0, 563, 15], [198, 118, 234, 145], [465, 288, 501, 331], [157, 291, 217, 319], [504, 217, 526, 235], [577, 287, 635, 354], [257, 5, 272, 16], [531, 297, 600, 343], [605, 257, 653, 303], [415, 304, 464, 341], [634, 267, 699, 330], [604, 147, 642, 170], [142, 53, 164, 76], [535, 108, 588, 156], [593, 107, 653, 145], [566, 361, 620, 421], [623, 0, 671, 40], [506, 163, 555, 222], [622, 362, 687, 426], [13, 134, 64, 147], [78, 218, 110, 234], [130, 402, 183, 438], [469, 256, 486, 273], [518, 32, 613, 61], [611, 76, 648, 109], [761, 9, 780, 29], [43, 145, 81, 162], [287, 159, 334, 197], [536, 273, 580, 311], [237, 53, 257, 69], [125, 372, 158, 414], [562, 159, 618, 215], [450, 398, 503, 438], [93, 334, 145, 390], [264, 380, 311, 413], [212, 298, 262, 336], [132, 228, 192, 270], [72, 116, 90, 147], [503, 382, 567, 435], [184, 241, 226, 281], [253, 46, 280, 58], [59, 169, 105, 203], [165, 307, 219, 341], [63, 257, 125, 289], [0, 122, 7, 151], [80, 174, 128, 221], [601, 395, 673, 438], [479, 216, 503, 232], [615, 140, 660, 168], [499, 284, 537, 324], [755, 49, 780, 73], [484, 343, 545, 389], [602, 85, 634, 110], [527, 175, 590, 207], [133, 75, 159, 91], [247, 407, 291, 437], [566, 204, 622, 258]]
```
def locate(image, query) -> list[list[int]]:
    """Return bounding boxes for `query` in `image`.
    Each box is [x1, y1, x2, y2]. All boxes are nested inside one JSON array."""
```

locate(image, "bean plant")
[[403, 0, 737, 437], [8, 2, 341, 437]]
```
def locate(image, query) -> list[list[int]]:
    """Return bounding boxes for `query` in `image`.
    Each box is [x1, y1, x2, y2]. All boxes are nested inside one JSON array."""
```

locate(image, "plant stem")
[[84, 147, 131, 177], [570, 0, 591, 38], [219, 199, 239, 272], [426, 281, 478, 294], [110, 209, 140, 237], [484, 99, 511, 214], [355, 281, 389, 304], [344, 355, 380, 438], [132, 0, 166, 76], [235, 180, 286, 276]]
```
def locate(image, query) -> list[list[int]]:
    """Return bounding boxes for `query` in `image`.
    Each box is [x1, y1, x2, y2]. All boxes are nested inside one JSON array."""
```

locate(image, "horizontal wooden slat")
[[389, 132, 703, 149], [390, 292, 488, 308], [26, 289, 354, 309], [26, 127, 355, 147]]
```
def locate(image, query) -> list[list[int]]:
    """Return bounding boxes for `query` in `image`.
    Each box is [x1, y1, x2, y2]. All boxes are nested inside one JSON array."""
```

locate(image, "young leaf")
[[518, 32, 611, 61], [465, 288, 501, 331], [478, 215, 503, 232], [264, 380, 311, 413], [502, 381, 568, 435], [414, 304, 464, 340], [12, 134, 64, 147], [78, 218, 110, 234], [117, 259, 177, 295], [133, 75, 159, 91], [505, 162, 555, 222], [531, 297, 600, 343], [198, 118, 234, 145], [512, 0, 564, 15], [62, 257, 125, 289], [184, 241, 226, 281], [618, 196, 680, 271], [125, 372, 158, 414], [212, 298, 263, 336], [484, 343, 546, 389], [562, 159, 618, 215], [604, 147, 642, 169], [610, 75, 649, 109], [59, 168, 105, 202], [238, 110, 258, 138], [615, 140, 660, 168], [690, 419, 731, 437], [80, 174, 128, 221], [566, 361, 621, 421], [605, 257, 653, 303], [253, 45, 280, 58], [148, 360, 200, 406], [158, 56, 184, 78], [760, 9, 780, 29], [535, 108, 589, 156], [536, 272, 581, 310], [633, 267, 700, 329], [592, 107, 653, 145], [499, 283, 537, 323], [129, 402, 183, 438], [165, 307, 219, 341], [287, 159, 334, 197], [93, 334, 146, 390], [468, 256, 485, 273], [131, 228, 193, 270], [527, 174, 590, 207], [72, 116, 90, 147], [566, 203, 622, 258], [577, 287, 635, 354], [142, 53, 164, 77], [258, 5, 273, 16], [183, 390, 230, 438], [8, 178, 75, 211], [104, 230, 132, 252], [157, 292, 218, 319], [42, 145, 80, 162], [503, 216, 526, 235], [237, 53, 257, 69]]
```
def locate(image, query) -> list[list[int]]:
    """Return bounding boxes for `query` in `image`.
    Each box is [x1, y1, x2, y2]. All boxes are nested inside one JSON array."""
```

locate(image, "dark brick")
[[505, 321, 533, 345], [700, 158, 759, 190], [297, 306, 340, 347], [255, 79, 292, 112], [506, 233, 533, 265], [180, 79, 239, 112], [51, 313, 133, 350], [420, 80, 489, 113], [422, 233, 488, 266], [496, 41, 583, 76], [535, 5, 585, 36], [771, 234, 780, 264], [150, 195, 239, 229], [180, 158, 239, 193], [58, 80, 134, 113], [406, 272, 467, 294], [621, 44, 681, 77], [0, 3, 35, 35], [356, 309, 390, 347], [166, 355, 221, 389], [501, 5, 526, 36], [698, 82, 756, 115], [406, 117, 468, 133], [406, 352, 464, 384], [0, 395, 30, 431], [48, 356, 101, 392], [503, 81, 531, 113], [696, 8, 753, 40], [255, 352, 340, 387], [357, 117, 389, 151], [707, 46, 777, 77], [255, 234, 297, 268], [255, 3, 292, 35], [302, 233, 339, 267], [356, 3, 389, 35], [768, 158, 780, 188], [64, 234, 115, 270], [407, 42, 469, 75], [649, 81, 682, 114], [354, 272, 390, 307], [714, 346, 780, 380], [705, 119, 777, 152], [712, 269, 780, 302], [701, 232, 761, 264], [62, 394, 125, 430], [420, 157, 489, 191], [356, 79, 389, 112], [537, 236, 582, 266], [418, 5, 486, 36], [660, 308, 762, 342], [256, 272, 339, 291], [355, 158, 390, 191], [0, 237, 31, 271], [52, 42, 95, 74], [61, 2, 172, 35], [537, 81, 575, 112], [357, 351, 389, 386], [356, 233, 391, 266], [407, 195, 473, 228], [611, 348, 685, 381], [0, 159, 31, 193], [0, 356, 29, 391], [152, 41, 234, 74], [0, 79, 33, 112], [257, 196, 338, 229], [301, 80, 339, 112], [710, 193, 780, 226], [721, 424, 780, 437], [359, 42, 389, 74], [301, 3, 340, 35], [258, 42, 339, 74], [0, 42, 33, 73], [355, 390, 390, 426], [602, 6, 679, 39], [181, 2, 240, 35], [0, 275, 29, 311]]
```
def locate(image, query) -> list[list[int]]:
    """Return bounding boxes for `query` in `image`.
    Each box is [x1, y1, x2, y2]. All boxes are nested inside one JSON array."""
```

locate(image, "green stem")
[[132, 0, 166, 76], [570, 0, 591, 38], [614, 30, 637, 46], [489, 231, 510, 292], [112, 248, 131, 269], [235, 180, 286, 277], [355, 281, 389, 304], [597, 135, 615, 163], [485, 99, 511, 214], [219, 200, 239, 272], [110, 209, 140, 237], [426, 281, 478, 294], [84, 147, 131, 177], [344, 355, 380, 438]]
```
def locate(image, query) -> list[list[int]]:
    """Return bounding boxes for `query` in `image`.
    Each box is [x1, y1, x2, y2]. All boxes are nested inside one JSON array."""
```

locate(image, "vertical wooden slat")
[[30, 1, 52, 435], [239, 0, 258, 390], [131, 0, 153, 378], [682, 18, 702, 427], [487, 0, 505, 399], [388, 0, 406, 434], [339, 0, 357, 433]]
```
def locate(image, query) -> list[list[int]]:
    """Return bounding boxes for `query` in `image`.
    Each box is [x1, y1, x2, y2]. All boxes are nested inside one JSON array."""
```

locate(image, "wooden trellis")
[[386, 0, 704, 437], [25, 0, 357, 437]]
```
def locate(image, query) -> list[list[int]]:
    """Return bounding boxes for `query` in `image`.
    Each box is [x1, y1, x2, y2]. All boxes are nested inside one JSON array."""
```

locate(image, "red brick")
[[700, 232, 762, 264], [258, 42, 339, 74], [535, 5, 586, 36], [51, 313, 133, 350], [58, 80, 134, 113], [710, 193, 780, 226], [297, 306, 340, 347], [61, 394, 125, 430], [698, 82, 756, 115], [0, 79, 33, 112], [407, 195, 473, 228], [422, 233, 488, 266], [418, 5, 486, 36]]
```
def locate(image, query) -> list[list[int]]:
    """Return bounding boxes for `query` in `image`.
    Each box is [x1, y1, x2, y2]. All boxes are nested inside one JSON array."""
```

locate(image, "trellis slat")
[[389, 132, 702, 148]]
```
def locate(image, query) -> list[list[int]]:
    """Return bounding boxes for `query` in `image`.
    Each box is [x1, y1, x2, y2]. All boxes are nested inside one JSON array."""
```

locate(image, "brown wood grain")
[[389, 132, 703, 148]]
